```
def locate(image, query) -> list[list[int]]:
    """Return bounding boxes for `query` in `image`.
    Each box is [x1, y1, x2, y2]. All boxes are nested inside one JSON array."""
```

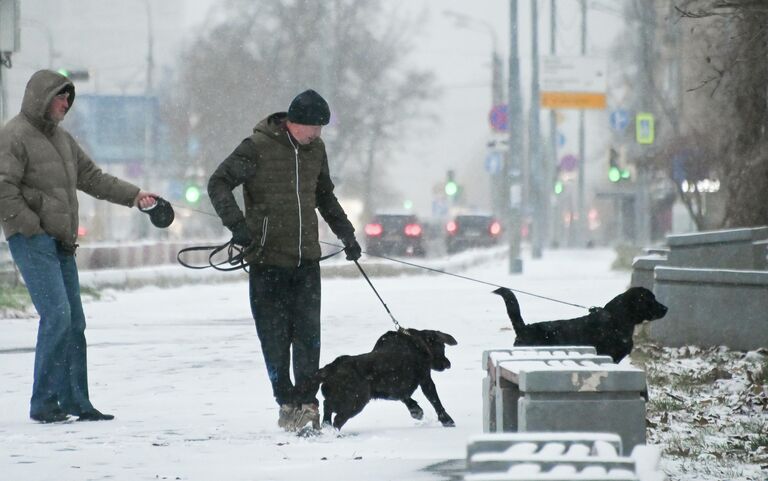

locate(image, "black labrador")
[[493, 286, 667, 362], [297, 328, 457, 430]]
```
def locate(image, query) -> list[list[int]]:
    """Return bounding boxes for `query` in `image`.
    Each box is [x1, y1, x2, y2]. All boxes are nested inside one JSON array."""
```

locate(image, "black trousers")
[[248, 261, 321, 406]]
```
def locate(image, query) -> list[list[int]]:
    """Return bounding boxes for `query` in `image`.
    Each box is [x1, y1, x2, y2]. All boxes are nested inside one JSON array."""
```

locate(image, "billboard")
[[65, 95, 159, 164], [540, 56, 607, 110]]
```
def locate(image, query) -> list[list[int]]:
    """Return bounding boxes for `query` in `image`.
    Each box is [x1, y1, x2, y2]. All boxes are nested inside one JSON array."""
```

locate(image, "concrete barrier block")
[[666, 226, 768, 269], [464, 432, 653, 481], [651, 267, 768, 350], [630, 254, 667, 290], [482, 348, 613, 436], [493, 360, 647, 451]]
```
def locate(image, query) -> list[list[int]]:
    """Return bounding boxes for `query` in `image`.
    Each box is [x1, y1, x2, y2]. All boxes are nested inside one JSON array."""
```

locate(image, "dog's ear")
[[430, 330, 458, 346]]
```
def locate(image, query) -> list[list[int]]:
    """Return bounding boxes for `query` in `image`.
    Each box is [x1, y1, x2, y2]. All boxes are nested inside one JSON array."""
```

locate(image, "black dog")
[[493, 287, 667, 362], [298, 328, 457, 430]]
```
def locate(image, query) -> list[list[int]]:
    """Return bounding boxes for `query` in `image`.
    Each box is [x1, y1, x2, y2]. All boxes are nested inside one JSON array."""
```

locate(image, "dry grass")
[[631, 341, 768, 481]]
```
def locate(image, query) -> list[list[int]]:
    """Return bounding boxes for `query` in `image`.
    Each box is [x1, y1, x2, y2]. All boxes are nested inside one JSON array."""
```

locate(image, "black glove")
[[342, 237, 362, 261], [230, 221, 253, 248]]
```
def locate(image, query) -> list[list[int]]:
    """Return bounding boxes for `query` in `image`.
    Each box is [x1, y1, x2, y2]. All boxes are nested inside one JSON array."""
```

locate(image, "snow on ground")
[[0, 247, 765, 480]]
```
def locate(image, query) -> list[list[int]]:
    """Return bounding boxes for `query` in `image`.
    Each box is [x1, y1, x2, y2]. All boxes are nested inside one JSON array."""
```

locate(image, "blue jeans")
[[8, 234, 94, 417]]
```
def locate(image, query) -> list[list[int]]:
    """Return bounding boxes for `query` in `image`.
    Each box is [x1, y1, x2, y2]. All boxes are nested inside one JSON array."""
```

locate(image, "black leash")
[[177, 240, 344, 272], [352, 259, 402, 331], [168, 202, 588, 311], [320, 241, 590, 311]]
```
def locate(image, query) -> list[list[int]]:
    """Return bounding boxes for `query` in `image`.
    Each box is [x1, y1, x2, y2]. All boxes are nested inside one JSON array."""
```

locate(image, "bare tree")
[[620, 0, 768, 229], [162, 0, 435, 218]]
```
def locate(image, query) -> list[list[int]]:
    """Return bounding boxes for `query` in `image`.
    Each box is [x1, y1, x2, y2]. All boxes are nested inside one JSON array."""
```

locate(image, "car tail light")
[[446, 220, 458, 235], [404, 223, 422, 237], [365, 223, 383, 236], [489, 221, 502, 236]]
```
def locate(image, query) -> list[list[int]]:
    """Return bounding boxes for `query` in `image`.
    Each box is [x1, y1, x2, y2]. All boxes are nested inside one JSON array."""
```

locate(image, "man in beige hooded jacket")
[[0, 69, 156, 423]]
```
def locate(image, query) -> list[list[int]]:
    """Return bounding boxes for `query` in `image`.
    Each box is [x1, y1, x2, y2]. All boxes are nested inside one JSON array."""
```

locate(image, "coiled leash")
[[176, 241, 254, 272], [176, 240, 345, 272], [168, 201, 588, 311]]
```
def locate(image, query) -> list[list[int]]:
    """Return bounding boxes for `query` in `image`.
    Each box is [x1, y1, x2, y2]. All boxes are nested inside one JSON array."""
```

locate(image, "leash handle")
[[353, 259, 401, 330]]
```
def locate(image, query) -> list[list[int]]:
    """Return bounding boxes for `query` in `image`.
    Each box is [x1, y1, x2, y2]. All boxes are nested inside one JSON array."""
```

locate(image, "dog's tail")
[[492, 287, 526, 333], [293, 356, 349, 401]]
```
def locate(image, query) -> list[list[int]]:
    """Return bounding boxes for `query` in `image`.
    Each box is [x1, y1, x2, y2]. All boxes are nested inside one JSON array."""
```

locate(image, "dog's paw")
[[409, 407, 424, 420], [439, 415, 455, 427]]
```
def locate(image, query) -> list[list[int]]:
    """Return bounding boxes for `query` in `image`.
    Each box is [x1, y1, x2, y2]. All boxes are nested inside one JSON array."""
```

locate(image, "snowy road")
[[0, 247, 630, 481]]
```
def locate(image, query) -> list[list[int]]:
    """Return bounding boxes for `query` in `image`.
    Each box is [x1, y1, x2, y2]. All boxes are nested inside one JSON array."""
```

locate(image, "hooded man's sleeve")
[[73, 136, 140, 206], [0, 136, 44, 237]]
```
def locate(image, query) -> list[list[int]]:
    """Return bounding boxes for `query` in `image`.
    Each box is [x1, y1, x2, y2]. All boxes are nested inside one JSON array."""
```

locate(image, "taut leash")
[[320, 241, 589, 311], [352, 259, 402, 331], [167, 202, 587, 311]]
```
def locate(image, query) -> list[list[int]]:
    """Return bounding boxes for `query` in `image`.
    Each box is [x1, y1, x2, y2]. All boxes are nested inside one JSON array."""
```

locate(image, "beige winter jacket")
[[0, 70, 140, 248]]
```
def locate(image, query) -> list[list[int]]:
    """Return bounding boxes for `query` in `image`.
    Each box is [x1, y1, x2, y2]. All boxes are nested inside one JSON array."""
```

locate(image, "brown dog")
[[494, 287, 667, 362]]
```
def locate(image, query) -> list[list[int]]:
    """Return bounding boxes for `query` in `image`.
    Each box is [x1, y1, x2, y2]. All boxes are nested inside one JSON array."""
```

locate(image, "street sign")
[[540, 56, 607, 110], [636, 112, 655, 144], [489, 104, 508, 132], [557, 131, 566, 147], [559, 154, 578, 172], [609, 109, 629, 132], [485, 151, 503, 174]]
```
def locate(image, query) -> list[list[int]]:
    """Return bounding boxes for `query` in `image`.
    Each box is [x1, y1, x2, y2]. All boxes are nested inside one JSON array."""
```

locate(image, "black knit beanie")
[[287, 89, 330, 126]]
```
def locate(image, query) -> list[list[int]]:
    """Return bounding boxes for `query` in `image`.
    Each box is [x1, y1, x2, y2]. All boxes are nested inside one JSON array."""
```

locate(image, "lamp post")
[[443, 10, 507, 221], [141, 0, 155, 238], [443, 10, 503, 107], [20, 19, 58, 69]]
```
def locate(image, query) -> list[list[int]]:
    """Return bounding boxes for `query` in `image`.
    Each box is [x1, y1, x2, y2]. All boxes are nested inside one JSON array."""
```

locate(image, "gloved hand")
[[342, 237, 362, 261], [230, 220, 253, 248]]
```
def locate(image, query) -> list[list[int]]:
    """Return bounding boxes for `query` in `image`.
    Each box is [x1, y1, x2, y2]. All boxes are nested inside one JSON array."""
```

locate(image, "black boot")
[[30, 408, 70, 424], [77, 408, 114, 421]]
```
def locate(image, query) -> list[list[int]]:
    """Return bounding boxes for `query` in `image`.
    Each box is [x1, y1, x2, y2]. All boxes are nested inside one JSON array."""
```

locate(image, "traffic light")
[[608, 148, 630, 183], [445, 170, 459, 197], [184, 184, 202, 204], [57, 68, 90, 81], [554, 180, 564, 195]]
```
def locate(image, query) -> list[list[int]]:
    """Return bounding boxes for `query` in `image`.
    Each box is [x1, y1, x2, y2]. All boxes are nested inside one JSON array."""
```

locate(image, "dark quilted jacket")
[[208, 112, 355, 267]]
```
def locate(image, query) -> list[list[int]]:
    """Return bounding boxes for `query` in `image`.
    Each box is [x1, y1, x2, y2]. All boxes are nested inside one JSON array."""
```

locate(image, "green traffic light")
[[185, 185, 201, 203], [445, 181, 458, 196], [554, 180, 564, 195], [608, 166, 621, 183], [620, 169, 631, 180], [57, 68, 70, 77]]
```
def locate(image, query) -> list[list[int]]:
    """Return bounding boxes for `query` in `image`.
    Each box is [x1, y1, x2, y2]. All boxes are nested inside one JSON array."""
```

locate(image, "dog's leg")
[[402, 397, 424, 420], [332, 413, 351, 430], [322, 400, 333, 427], [419, 376, 455, 427]]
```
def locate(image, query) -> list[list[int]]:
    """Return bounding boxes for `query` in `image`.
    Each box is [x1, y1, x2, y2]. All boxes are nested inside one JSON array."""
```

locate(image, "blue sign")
[[609, 109, 630, 132], [489, 105, 508, 132], [485, 151, 503, 175], [557, 131, 566, 147]]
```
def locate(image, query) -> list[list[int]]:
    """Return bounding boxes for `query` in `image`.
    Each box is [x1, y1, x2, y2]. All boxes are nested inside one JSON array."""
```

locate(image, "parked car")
[[364, 213, 427, 257], [445, 214, 502, 253]]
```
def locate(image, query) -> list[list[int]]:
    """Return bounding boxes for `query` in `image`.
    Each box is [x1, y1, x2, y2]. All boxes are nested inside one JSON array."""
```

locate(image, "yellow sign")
[[541, 92, 607, 110], [636, 112, 655, 144]]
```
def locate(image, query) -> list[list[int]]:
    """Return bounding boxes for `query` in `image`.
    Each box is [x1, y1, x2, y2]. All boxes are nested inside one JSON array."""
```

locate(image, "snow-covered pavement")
[[0, 247, 631, 481]]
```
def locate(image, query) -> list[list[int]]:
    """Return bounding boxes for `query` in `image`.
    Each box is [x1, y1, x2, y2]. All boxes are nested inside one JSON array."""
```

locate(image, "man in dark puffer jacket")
[[208, 90, 361, 431]]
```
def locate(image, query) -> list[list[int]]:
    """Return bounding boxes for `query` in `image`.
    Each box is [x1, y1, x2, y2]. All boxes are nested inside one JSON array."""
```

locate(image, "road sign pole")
[[507, 0, 523, 273]]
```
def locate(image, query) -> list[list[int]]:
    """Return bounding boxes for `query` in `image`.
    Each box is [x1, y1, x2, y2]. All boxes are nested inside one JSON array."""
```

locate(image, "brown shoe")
[[295, 403, 320, 431], [278, 404, 299, 431]]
